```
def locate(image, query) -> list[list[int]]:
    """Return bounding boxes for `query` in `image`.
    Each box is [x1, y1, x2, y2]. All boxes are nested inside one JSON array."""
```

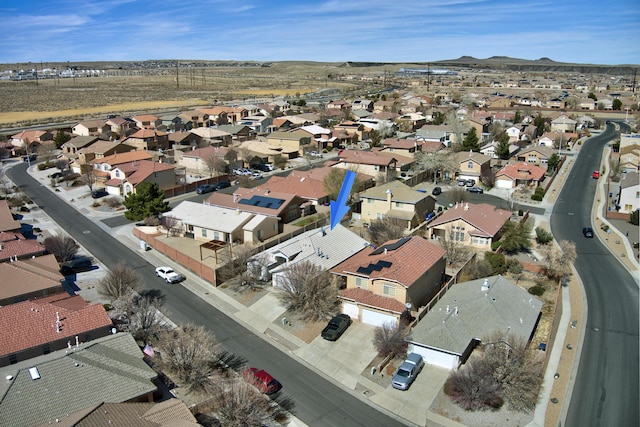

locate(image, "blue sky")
[[2, 0, 639, 65]]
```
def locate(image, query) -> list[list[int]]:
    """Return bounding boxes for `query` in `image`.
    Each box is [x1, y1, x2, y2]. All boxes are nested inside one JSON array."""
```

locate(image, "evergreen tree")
[[54, 129, 71, 149], [461, 128, 480, 152], [122, 181, 170, 221], [496, 132, 511, 160]]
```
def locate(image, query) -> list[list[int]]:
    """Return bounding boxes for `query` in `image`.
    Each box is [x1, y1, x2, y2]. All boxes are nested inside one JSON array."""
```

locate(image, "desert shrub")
[[530, 193, 543, 201], [518, 209, 524, 216], [484, 251, 506, 274], [37, 163, 48, 170], [506, 258, 523, 274], [535, 227, 553, 244], [491, 241, 501, 251], [460, 259, 493, 281], [631, 209, 639, 226], [373, 322, 410, 358], [528, 285, 545, 296]]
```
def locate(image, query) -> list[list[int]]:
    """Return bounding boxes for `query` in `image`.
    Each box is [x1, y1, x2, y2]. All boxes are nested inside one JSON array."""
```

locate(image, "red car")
[[242, 368, 282, 394], [592, 171, 600, 179]]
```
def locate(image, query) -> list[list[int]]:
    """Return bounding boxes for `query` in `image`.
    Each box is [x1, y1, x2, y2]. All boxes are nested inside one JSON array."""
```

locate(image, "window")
[[467, 161, 473, 169], [115, 170, 120, 177], [395, 202, 402, 208], [449, 225, 466, 242], [201, 229, 207, 238], [355, 276, 367, 289], [382, 283, 396, 297], [367, 198, 374, 204]]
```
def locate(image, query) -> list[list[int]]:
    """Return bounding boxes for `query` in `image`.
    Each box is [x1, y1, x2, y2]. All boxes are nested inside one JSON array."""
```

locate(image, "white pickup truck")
[[155, 266, 185, 284]]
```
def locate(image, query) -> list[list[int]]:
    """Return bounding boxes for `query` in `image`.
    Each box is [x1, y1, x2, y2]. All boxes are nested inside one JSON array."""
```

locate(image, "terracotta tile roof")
[[117, 160, 175, 186], [259, 175, 328, 201], [340, 287, 406, 314], [428, 202, 511, 237], [0, 234, 46, 262], [10, 130, 50, 143], [0, 200, 21, 232], [382, 138, 423, 150], [0, 294, 112, 357], [420, 141, 446, 153], [95, 150, 153, 167], [0, 254, 63, 302], [127, 129, 168, 139], [332, 236, 446, 287], [456, 150, 491, 165], [337, 149, 397, 166], [496, 162, 546, 181], [131, 114, 159, 122], [205, 187, 301, 219]]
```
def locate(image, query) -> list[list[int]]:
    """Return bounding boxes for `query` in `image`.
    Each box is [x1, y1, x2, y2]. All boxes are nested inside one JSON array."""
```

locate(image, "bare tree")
[[204, 379, 288, 427], [36, 143, 57, 164], [110, 291, 166, 344], [446, 187, 468, 206], [54, 158, 69, 174], [104, 196, 121, 211], [204, 154, 227, 179], [323, 167, 362, 201], [43, 234, 79, 263], [154, 324, 218, 392], [372, 321, 410, 358], [161, 215, 181, 237], [416, 149, 457, 183], [80, 163, 97, 192], [275, 260, 339, 321], [438, 225, 468, 267], [272, 154, 288, 170], [367, 217, 406, 247], [217, 243, 260, 290], [540, 239, 576, 279], [97, 261, 143, 301]]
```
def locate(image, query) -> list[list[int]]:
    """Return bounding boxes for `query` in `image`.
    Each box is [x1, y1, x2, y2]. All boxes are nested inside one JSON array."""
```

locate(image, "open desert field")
[[0, 61, 376, 127]]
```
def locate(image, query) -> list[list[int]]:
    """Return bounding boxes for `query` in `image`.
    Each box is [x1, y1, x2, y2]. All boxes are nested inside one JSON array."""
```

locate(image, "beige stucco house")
[[456, 151, 491, 184], [359, 180, 435, 229]]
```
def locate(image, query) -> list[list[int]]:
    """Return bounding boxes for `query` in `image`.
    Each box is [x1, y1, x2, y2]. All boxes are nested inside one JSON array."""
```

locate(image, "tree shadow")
[[139, 289, 167, 304], [216, 350, 247, 371]]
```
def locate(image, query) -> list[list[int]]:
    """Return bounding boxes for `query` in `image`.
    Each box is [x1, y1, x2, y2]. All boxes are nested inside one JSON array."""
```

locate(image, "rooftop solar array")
[[238, 195, 285, 210], [357, 259, 393, 275], [371, 237, 411, 255]]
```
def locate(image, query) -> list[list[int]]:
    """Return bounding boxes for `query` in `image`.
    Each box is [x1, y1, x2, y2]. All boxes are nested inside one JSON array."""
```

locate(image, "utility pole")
[[176, 61, 179, 89]]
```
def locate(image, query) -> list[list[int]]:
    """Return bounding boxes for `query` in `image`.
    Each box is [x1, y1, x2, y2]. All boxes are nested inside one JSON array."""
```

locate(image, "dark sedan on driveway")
[[466, 187, 484, 194], [196, 184, 216, 194], [321, 314, 351, 341]]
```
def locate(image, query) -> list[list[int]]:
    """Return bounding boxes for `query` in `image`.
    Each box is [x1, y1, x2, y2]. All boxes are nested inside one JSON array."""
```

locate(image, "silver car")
[[391, 353, 425, 390]]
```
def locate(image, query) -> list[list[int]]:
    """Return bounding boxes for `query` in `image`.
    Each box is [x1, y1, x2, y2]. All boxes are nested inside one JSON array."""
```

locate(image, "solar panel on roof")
[[238, 195, 285, 209], [371, 237, 411, 254], [357, 266, 372, 274], [377, 260, 392, 268]]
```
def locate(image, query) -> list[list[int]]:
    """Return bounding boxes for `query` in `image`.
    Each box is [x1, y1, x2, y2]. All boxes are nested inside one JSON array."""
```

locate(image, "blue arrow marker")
[[330, 170, 356, 230]]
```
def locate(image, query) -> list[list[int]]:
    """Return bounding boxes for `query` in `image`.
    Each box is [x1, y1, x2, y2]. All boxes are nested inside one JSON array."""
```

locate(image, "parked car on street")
[[60, 256, 94, 275], [432, 187, 442, 196], [321, 314, 352, 341], [196, 184, 216, 194], [583, 227, 594, 238], [243, 368, 282, 394], [155, 266, 185, 283], [465, 179, 475, 187], [391, 353, 425, 390], [592, 170, 600, 179], [215, 181, 231, 190], [466, 187, 484, 194]]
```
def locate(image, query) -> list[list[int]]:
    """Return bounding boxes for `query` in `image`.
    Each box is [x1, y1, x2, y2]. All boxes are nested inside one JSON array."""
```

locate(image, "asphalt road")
[[551, 124, 639, 427], [6, 164, 409, 427]]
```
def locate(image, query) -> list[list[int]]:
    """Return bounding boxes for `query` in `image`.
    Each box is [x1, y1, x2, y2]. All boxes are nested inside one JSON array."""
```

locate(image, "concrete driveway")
[[294, 321, 377, 389]]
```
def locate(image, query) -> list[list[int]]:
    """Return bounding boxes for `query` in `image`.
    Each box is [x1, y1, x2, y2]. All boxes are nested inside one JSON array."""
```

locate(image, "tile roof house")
[[252, 224, 370, 287], [617, 172, 639, 214], [0, 230, 47, 263], [380, 138, 423, 158], [261, 171, 331, 206], [190, 127, 232, 146], [495, 162, 546, 189], [359, 180, 435, 229], [331, 236, 446, 326], [0, 199, 21, 232], [515, 145, 555, 168], [0, 333, 158, 427], [130, 114, 162, 129], [332, 149, 397, 182], [426, 202, 512, 250], [619, 137, 640, 173], [205, 187, 305, 224], [0, 254, 65, 306], [70, 140, 137, 174], [9, 130, 54, 154], [163, 201, 278, 245], [107, 159, 177, 195], [53, 399, 199, 427], [456, 151, 491, 185], [60, 136, 101, 161], [122, 129, 170, 151], [0, 294, 113, 367], [407, 275, 543, 370], [71, 120, 110, 137]]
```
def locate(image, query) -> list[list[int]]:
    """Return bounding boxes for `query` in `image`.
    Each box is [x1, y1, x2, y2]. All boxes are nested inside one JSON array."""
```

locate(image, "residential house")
[[351, 99, 374, 111], [260, 171, 331, 206], [9, 130, 54, 155], [252, 224, 369, 287], [516, 145, 555, 168], [619, 134, 640, 173], [550, 114, 577, 133], [546, 98, 565, 109], [60, 136, 101, 164], [332, 149, 397, 182], [617, 172, 639, 214], [216, 124, 255, 142], [456, 151, 491, 185], [56, 400, 199, 427], [157, 112, 186, 132], [426, 202, 512, 250], [505, 125, 521, 142], [178, 109, 211, 128], [333, 121, 368, 142], [105, 116, 136, 137], [72, 120, 110, 137], [205, 187, 306, 225], [167, 130, 203, 148], [380, 138, 423, 159], [122, 129, 170, 151], [240, 114, 273, 134], [130, 114, 162, 129], [174, 145, 230, 176], [416, 124, 455, 147], [72, 140, 136, 173], [495, 162, 546, 189], [266, 131, 311, 155], [163, 201, 278, 244], [198, 106, 248, 124], [0, 231, 47, 263], [0, 293, 113, 367], [0, 254, 65, 306], [479, 140, 518, 160], [327, 99, 351, 111], [407, 275, 542, 369], [106, 159, 177, 195], [190, 127, 232, 146], [291, 125, 334, 152], [359, 180, 435, 229], [0, 333, 158, 427], [0, 199, 21, 233], [578, 97, 596, 110], [396, 113, 427, 132], [331, 236, 446, 326], [236, 139, 299, 163]]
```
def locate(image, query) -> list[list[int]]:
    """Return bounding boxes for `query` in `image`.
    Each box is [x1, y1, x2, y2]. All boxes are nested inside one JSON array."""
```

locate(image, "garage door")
[[361, 308, 397, 327], [409, 345, 458, 370], [342, 302, 359, 319], [495, 178, 514, 189]]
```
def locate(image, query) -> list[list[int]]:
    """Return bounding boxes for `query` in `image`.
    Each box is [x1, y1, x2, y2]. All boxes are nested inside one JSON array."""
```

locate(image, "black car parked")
[[196, 184, 216, 194], [91, 188, 108, 199], [215, 181, 231, 190], [321, 314, 352, 341]]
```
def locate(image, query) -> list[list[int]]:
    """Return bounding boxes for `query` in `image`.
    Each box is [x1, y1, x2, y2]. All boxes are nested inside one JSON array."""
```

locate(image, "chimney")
[[481, 278, 489, 291], [385, 188, 392, 210]]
